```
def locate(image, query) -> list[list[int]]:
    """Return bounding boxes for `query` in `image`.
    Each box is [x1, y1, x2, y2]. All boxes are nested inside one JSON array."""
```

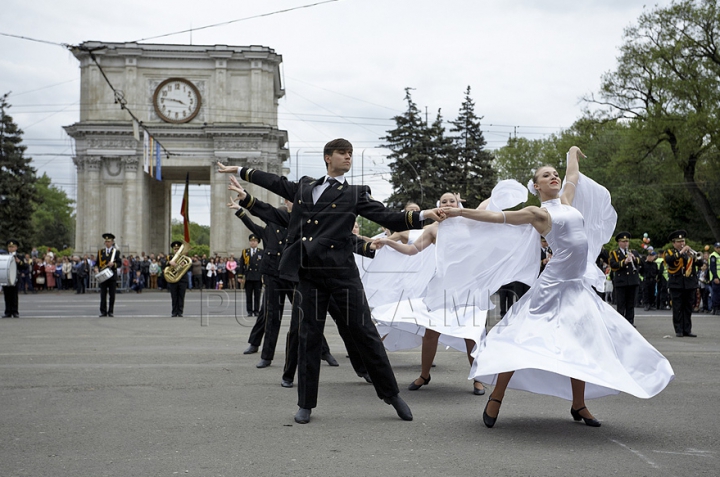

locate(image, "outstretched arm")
[[443, 206, 552, 236], [373, 224, 437, 255], [561, 146, 584, 206]]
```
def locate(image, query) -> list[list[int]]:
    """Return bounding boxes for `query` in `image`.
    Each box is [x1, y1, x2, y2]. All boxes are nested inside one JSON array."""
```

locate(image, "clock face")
[[153, 78, 201, 123]]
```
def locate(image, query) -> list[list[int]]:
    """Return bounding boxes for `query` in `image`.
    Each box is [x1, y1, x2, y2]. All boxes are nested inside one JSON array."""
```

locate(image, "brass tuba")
[[164, 241, 193, 283]]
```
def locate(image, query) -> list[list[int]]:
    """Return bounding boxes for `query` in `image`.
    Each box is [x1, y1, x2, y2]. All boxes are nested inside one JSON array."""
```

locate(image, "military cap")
[[615, 231, 631, 241], [5, 239, 19, 247], [102, 233, 115, 241], [248, 234, 260, 242], [668, 230, 687, 242], [171, 240, 183, 248]]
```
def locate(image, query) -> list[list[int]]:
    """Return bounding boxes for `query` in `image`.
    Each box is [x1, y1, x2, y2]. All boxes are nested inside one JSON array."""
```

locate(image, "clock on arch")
[[152, 78, 201, 124]]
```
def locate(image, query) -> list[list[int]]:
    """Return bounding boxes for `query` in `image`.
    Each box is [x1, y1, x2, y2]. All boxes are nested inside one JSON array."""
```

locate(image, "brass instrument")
[[686, 247, 703, 260], [164, 241, 192, 283]]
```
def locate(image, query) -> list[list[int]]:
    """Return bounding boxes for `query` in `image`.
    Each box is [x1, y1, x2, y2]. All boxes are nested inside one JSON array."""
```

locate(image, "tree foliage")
[[0, 92, 38, 251], [588, 0, 720, 239], [31, 173, 75, 250], [382, 87, 496, 209]]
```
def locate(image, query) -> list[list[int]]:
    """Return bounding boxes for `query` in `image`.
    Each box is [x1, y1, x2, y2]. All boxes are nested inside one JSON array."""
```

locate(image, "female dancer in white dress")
[[442, 146, 674, 428], [375, 192, 486, 395]]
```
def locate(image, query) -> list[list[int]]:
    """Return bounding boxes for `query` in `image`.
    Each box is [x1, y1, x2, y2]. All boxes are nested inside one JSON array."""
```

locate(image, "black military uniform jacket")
[[609, 248, 641, 287], [239, 246, 263, 282], [236, 209, 285, 278], [239, 168, 418, 281], [97, 247, 122, 277], [238, 191, 376, 274], [664, 248, 699, 289], [640, 258, 659, 282]]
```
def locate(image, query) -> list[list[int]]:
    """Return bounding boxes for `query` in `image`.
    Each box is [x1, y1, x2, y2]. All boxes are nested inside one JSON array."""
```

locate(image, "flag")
[[149, 136, 154, 177], [132, 119, 140, 142], [143, 132, 149, 174], [155, 140, 162, 181], [180, 172, 190, 242]]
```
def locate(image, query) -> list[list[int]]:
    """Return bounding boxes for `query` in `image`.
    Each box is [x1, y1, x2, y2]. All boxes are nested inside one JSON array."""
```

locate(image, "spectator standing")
[[709, 242, 720, 315], [640, 250, 659, 310]]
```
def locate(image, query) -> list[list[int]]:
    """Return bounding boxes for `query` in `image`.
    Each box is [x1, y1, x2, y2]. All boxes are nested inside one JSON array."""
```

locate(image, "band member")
[[665, 230, 700, 337], [609, 232, 641, 325], [167, 240, 189, 317], [97, 233, 121, 317], [710, 242, 720, 315], [238, 234, 263, 317], [2, 239, 21, 318]]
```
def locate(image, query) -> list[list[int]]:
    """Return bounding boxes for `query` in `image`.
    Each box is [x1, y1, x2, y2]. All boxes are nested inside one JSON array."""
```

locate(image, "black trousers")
[[260, 275, 295, 361], [643, 280, 656, 307], [168, 279, 188, 316], [669, 287, 695, 335], [614, 284, 637, 324], [294, 273, 398, 409], [99, 277, 117, 315], [244, 279, 262, 314], [3, 285, 19, 315], [247, 302, 266, 347], [712, 282, 720, 310], [281, 291, 368, 383]]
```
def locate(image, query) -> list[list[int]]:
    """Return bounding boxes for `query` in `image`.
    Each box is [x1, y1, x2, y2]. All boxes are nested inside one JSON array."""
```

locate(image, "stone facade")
[[64, 42, 288, 256]]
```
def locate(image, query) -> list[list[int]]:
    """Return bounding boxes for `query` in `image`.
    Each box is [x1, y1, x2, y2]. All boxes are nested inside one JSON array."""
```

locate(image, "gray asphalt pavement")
[[1, 289, 718, 476]]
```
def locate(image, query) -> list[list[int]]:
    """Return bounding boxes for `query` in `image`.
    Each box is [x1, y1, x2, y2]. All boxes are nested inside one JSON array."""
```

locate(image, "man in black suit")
[[609, 231, 641, 325], [217, 138, 443, 424], [664, 230, 699, 337], [97, 233, 122, 317]]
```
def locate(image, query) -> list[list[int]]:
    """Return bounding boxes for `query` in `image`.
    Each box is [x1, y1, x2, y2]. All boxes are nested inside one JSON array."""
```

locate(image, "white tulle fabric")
[[362, 230, 435, 309], [369, 181, 529, 352], [468, 186, 674, 399], [423, 179, 538, 312]]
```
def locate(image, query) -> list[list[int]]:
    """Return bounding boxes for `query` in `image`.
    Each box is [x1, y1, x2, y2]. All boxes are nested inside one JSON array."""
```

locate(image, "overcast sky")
[[1, 0, 672, 226]]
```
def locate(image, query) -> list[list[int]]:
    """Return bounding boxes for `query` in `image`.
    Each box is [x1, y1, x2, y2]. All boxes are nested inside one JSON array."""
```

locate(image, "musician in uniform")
[[97, 233, 122, 317], [664, 230, 700, 337], [2, 239, 22, 318], [167, 240, 190, 317], [710, 242, 720, 315], [609, 231, 641, 325], [238, 234, 263, 317]]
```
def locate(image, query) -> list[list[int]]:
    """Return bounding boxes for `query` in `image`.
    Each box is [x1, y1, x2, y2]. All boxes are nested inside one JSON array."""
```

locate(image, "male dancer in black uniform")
[[217, 138, 443, 424], [97, 233, 122, 317], [167, 240, 190, 317]]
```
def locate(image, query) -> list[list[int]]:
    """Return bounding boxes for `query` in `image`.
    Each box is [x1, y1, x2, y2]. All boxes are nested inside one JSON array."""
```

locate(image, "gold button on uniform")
[[309, 237, 313, 241], [331, 204, 336, 208], [314, 220, 318, 224], [302, 237, 307, 241]]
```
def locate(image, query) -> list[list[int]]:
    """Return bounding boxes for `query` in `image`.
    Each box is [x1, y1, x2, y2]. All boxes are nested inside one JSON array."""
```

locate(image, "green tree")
[[0, 92, 38, 250], [588, 0, 720, 239], [447, 86, 496, 207], [31, 173, 75, 250], [381, 88, 438, 210]]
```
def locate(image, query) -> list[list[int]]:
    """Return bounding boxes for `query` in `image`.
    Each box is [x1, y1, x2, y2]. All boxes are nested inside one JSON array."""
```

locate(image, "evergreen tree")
[[0, 93, 38, 250], [31, 173, 75, 250], [380, 88, 437, 210], [448, 86, 496, 208]]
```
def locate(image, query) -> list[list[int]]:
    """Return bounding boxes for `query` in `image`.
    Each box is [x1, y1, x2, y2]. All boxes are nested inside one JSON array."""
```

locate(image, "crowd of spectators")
[[12, 251, 243, 295]]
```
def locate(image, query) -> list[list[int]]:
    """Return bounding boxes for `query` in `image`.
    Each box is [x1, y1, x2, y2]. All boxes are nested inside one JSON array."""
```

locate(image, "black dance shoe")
[[571, 406, 601, 427], [483, 397, 502, 428], [473, 381, 486, 395], [408, 375, 431, 391], [294, 408, 311, 424], [322, 353, 339, 366], [383, 395, 413, 421]]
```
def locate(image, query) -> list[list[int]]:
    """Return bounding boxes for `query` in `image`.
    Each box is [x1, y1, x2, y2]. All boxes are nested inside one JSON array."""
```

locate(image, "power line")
[[132, 0, 341, 43]]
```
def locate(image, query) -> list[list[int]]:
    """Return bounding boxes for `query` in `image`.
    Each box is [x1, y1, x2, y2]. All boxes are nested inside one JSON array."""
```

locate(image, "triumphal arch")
[[64, 41, 288, 256]]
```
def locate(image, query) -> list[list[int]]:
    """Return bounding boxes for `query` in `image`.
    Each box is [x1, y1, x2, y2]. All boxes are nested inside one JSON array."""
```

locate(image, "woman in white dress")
[[374, 192, 486, 395], [442, 146, 674, 428]]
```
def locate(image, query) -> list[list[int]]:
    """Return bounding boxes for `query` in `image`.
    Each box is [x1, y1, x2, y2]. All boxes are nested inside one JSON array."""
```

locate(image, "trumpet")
[[686, 247, 703, 260]]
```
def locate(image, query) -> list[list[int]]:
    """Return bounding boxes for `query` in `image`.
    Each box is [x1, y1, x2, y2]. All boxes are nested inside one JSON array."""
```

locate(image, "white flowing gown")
[[469, 197, 675, 400]]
